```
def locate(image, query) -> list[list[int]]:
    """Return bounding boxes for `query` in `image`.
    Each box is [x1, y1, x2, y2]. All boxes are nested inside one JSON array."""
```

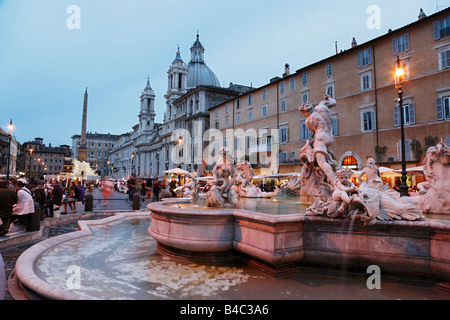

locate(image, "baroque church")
[[109, 34, 252, 179]]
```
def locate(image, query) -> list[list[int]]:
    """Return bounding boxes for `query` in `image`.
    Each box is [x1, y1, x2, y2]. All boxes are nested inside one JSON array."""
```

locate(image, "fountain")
[[148, 96, 450, 284], [10, 97, 450, 300]]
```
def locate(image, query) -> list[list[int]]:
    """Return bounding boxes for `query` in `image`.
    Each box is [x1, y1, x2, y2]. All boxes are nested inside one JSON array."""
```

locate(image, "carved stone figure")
[[280, 177, 302, 195], [356, 158, 385, 190], [404, 143, 450, 214], [177, 173, 198, 199], [206, 148, 238, 207], [233, 161, 279, 198], [299, 95, 337, 203]]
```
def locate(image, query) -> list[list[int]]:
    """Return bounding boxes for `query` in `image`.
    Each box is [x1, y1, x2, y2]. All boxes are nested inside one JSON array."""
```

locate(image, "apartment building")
[[209, 8, 450, 180], [71, 132, 119, 176]]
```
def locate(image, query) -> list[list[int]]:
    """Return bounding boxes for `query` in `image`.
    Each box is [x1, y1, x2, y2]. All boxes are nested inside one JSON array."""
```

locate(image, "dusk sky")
[[0, 0, 447, 147]]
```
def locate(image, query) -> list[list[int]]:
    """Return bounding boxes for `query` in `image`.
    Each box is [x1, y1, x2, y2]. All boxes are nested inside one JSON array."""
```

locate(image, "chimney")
[[335, 41, 338, 54], [283, 63, 290, 77], [351, 37, 357, 48], [418, 8, 426, 20]]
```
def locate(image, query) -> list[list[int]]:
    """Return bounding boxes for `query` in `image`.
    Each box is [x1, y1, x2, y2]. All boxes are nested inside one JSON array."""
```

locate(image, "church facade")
[[109, 34, 251, 179]]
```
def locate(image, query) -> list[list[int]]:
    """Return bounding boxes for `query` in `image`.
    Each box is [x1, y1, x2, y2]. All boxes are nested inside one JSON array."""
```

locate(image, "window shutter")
[[409, 103, 415, 125], [405, 140, 412, 161], [434, 21, 441, 40], [358, 51, 362, 67], [368, 47, 373, 65], [436, 97, 444, 120], [332, 117, 338, 136], [394, 105, 400, 127], [404, 33, 410, 51], [372, 110, 377, 130], [392, 37, 398, 55]]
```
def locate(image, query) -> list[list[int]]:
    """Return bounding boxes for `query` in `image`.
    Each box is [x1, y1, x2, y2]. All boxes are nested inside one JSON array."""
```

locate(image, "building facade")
[[71, 132, 119, 176], [21, 138, 71, 179], [209, 8, 450, 183], [109, 34, 251, 179]]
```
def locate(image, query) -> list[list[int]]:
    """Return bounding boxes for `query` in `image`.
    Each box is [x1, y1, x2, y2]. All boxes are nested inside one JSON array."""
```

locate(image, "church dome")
[[186, 34, 221, 88]]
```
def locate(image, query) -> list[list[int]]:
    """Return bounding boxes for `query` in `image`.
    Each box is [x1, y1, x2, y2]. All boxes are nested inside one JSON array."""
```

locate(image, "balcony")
[[250, 136, 272, 154]]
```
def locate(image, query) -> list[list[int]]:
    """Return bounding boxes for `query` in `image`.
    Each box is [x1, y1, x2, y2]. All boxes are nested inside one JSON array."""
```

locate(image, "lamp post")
[[131, 154, 135, 177], [28, 148, 34, 180], [6, 119, 13, 181], [394, 56, 409, 197]]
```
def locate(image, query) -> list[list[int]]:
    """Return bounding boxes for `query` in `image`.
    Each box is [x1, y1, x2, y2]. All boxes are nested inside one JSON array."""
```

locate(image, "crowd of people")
[[0, 176, 86, 237]]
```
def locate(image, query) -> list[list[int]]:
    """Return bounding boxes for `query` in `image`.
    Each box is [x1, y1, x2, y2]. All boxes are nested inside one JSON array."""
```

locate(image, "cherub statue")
[[177, 173, 198, 199], [332, 167, 360, 216]]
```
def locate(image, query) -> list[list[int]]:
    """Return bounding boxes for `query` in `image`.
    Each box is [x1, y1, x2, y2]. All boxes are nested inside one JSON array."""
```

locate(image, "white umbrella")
[[393, 166, 424, 174], [163, 168, 190, 175]]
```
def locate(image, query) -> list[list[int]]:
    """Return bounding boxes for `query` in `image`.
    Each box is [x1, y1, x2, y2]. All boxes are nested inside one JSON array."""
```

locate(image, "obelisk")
[[78, 87, 88, 162]]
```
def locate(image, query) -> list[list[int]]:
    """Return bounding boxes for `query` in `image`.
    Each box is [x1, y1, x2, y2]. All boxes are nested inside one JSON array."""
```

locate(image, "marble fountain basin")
[[148, 197, 450, 284]]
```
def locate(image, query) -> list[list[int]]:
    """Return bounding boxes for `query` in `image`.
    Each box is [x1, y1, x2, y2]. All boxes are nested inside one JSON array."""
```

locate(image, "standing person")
[[102, 178, 113, 207], [30, 180, 47, 220], [0, 179, 18, 237], [74, 180, 85, 204], [127, 177, 137, 201], [146, 178, 152, 200], [10, 179, 35, 230], [152, 177, 160, 202], [169, 176, 177, 197]]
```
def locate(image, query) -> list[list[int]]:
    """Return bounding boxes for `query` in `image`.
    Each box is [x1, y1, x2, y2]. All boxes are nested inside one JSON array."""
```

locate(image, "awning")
[[163, 168, 191, 175]]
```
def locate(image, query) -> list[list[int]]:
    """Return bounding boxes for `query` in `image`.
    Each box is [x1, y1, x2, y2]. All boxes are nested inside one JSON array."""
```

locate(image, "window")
[[262, 104, 267, 118], [236, 113, 241, 125], [361, 72, 371, 91], [280, 81, 285, 94], [215, 108, 218, 117], [342, 156, 358, 170], [97, 152, 101, 157], [290, 78, 295, 91], [326, 63, 333, 78], [361, 109, 376, 132], [302, 92, 309, 103], [262, 88, 267, 100], [399, 139, 412, 161], [332, 117, 338, 136], [280, 98, 287, 113], [326, 84, 334, 98], [392, 33, 410, 55], [439, 48, 450, 70], [248, 109, 253, 122], [358, 47, 373, 67], [214, 121, 219, 130], [280, 152, 287, 163], [300, 122, 312, 141], [104, 152, 108, 158], [394, 103, 415, 126], [248, 94, 253, 106], [280, 127, 288, 143], [433, 16, 450, 40], [436, 96, 450, 120], [236, 99, 241, 109], [225, 117, 229, 128], [302, 72, 307, 86]]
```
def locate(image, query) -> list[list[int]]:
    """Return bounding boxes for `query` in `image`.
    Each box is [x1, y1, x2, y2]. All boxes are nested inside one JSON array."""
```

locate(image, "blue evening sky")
[[0, 0, 447, 146]]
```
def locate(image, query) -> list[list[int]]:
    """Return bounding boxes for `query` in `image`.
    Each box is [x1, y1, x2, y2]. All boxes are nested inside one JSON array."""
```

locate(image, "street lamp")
[[28, 148, 34, 180], [5, 119, 13, 181], [394, 56, 408, 197]]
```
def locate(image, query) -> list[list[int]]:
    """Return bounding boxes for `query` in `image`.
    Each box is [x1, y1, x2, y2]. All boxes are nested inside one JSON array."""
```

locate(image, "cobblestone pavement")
[[1, 188, 153, 300]]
